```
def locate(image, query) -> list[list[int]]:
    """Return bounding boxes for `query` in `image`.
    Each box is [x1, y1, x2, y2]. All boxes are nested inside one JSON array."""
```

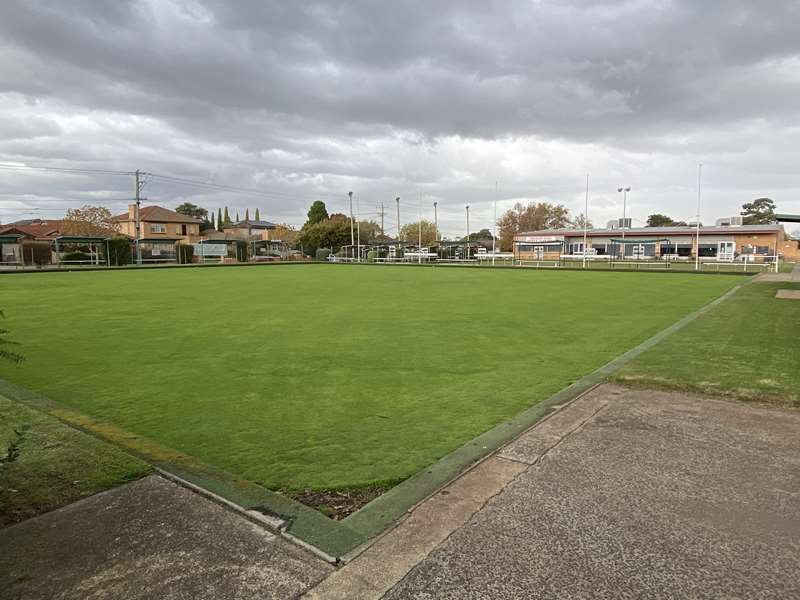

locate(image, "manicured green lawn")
[[616, 281, 800, 406], [0, 395, 150, 526], [0, 265, 740, 492]]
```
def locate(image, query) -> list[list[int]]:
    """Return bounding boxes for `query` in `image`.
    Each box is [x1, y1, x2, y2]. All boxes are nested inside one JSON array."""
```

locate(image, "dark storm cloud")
[[3, 0, 799, 141], [0, 0, 799, 231]]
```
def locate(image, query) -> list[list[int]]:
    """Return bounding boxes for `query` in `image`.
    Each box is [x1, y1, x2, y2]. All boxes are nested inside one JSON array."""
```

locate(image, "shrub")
[[107, 236, 132, 266], [235, 241, 248, 262], [315, 247, 332, 261], [176, 244, 193, 264], [61, 251, 91, 263], [367, 250, 377, 261]]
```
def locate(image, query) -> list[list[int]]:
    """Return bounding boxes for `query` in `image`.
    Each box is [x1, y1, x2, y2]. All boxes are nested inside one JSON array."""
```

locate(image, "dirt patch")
[[288, 486, 386, 520]]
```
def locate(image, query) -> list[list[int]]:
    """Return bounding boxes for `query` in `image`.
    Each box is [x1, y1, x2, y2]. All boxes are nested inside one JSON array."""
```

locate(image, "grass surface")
[[616, 281, 800, 406], [0, 395, 150, 526], [0, 265, 740, 492]]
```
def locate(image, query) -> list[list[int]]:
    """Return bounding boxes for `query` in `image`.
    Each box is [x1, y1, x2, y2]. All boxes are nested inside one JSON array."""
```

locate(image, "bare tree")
[[497, 202, 571, 251], [61, 205, 119, 236]]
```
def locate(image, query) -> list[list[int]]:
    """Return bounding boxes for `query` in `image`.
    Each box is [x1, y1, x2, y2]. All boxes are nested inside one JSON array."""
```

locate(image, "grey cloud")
[[0, 0, 799, 232]]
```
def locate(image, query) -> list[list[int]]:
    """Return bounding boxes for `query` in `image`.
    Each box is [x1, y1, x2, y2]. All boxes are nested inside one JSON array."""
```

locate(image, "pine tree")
[[245, 208, 250, 221], [217, 208, 223, 231], [255, 208, 260, 221], [223, 207, 231, 227], [235, 210, 240, 222], [211, 212, 216, 230]]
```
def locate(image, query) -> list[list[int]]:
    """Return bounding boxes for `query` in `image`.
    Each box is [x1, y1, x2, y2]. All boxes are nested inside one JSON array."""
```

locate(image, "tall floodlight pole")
[[617, 186, 631, 258], [433, 201, 438, 240], [583, 174, 590, 269], [695, 163, 702, 271], [348, 191, 355, 260], [356, 193, 361, 263], [492, 181, 498, 266], [465, 205, 470, 260], [418, 193, 422, 265]]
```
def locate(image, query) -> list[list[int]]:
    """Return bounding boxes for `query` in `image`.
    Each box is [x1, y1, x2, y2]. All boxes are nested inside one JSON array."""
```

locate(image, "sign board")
[[193, 243, 227, 256], [151, 248, 161, 256], [519, 235, 563, 243]]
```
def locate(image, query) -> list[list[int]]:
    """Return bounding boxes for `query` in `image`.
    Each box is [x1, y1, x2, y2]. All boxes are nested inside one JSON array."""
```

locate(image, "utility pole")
[[348, 191, 354, 260], [135, 169, 142, 265], [380, 202, 385, 237], [465, 205, 470, 260], [396, 196, 401, 242]]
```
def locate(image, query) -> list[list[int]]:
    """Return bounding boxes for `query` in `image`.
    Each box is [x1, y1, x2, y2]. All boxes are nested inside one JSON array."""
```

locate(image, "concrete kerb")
[[0, 276, 751, 561]]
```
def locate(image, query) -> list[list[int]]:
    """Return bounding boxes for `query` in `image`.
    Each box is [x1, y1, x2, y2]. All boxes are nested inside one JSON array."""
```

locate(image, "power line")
[[0, 163, 135, 176]]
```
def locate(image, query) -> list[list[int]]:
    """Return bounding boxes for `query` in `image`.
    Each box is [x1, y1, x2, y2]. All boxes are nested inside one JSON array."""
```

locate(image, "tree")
[[61, 205, 119, 236], [741, 198, 776, 224], [210, 212, 216, 230], [272, 223, 300, 247], [400, 220, 439, 246], [175, 202, 208, 221], [235, 210, 240, 222], [497, 201, 572, 251], [463, 228, 493, 241], [0, 310, 23, 363], [255, 208, 261, 221], [217, 208, 223, 232], [223, 207, 231, 227], [570, 213, 593, 230], [245, 208, 250, 221], [306, 201, 329, 226], [297, 214, 351, 256], [646, 214, 675, 227]]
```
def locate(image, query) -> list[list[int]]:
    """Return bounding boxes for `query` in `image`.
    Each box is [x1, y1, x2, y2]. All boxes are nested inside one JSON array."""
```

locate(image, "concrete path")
[[0, 475, 333, 600], [309, 384, 800, 599]]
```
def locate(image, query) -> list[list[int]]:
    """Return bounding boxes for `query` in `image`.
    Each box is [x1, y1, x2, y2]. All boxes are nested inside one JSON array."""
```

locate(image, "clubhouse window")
[[150, 223, 166, 233]]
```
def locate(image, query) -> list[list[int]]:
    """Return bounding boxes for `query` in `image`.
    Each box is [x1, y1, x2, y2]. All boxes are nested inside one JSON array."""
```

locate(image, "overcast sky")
[[1, 0, 799, 237]]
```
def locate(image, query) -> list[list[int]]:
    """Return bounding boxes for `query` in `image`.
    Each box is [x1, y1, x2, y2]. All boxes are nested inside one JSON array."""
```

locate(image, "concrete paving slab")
[[384, 384, 800, 599], [776, 289, 800, 299], [499, 389, 608, 465], [304, 456, 527, 600], [0, 475, 333, 600]]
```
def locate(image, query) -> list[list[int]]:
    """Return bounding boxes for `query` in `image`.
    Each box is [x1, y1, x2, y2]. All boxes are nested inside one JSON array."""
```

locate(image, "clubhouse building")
[[513, 222, 799, 263]]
